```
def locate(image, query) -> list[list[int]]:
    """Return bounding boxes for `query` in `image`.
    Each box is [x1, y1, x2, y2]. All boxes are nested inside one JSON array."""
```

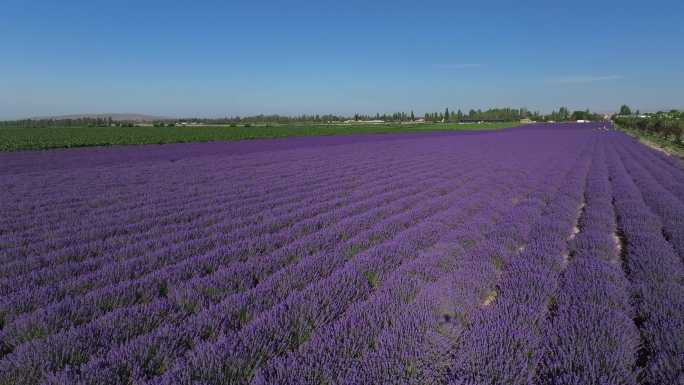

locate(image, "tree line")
[[0, 117, 135, 129], [0, 106, 608, 128], [614, 105, 682, 145]]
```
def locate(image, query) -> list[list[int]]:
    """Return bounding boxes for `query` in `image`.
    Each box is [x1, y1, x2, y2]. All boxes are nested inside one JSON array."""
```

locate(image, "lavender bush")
[[1, 123, 682, 385]]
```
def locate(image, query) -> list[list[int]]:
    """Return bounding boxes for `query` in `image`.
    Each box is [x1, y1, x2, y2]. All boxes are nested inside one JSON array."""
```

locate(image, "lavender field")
[[1, 123, 683, 385]]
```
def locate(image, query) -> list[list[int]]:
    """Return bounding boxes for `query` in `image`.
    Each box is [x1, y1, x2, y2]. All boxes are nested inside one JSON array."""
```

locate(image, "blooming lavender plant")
[[1, 122, 682, 385]]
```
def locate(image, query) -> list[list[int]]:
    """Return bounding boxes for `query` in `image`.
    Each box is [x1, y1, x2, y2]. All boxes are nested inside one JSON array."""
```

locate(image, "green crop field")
[[0, 122, 519, 151]]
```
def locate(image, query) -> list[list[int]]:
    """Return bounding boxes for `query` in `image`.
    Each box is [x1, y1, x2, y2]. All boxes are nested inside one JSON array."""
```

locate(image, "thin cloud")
[[551, 75, 623, 84], [434, 63, 483, 70]]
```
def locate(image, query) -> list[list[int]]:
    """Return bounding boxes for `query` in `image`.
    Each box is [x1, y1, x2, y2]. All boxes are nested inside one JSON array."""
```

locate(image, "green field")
[[0, 122, 519, 151]]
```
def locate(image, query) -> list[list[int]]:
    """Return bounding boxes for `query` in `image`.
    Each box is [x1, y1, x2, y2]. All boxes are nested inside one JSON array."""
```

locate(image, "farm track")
[[1, 123, 683, 385]]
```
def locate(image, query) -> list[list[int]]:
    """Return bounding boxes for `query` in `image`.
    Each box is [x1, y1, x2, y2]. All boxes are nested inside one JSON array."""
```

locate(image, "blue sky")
[[1, 0, 683, 119]]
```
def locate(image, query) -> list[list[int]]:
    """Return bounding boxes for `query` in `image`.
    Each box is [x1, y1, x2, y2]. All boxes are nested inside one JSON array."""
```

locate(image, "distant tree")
[[410, 110, 415, 121], [571, 110, 586, 121], [444, 108, 449, 122], [619, 105, 632, 115]]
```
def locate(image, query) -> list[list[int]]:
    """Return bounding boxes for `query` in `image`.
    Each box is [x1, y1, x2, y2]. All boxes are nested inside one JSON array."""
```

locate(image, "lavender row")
[[336, 155, 580, 385], [339, 148, 585, 385], [0, 152, 464, 310], [0, 170, 402, 292], [2, 161, 487, 385], [0, 144, 409, 263], [0, 155, 315, 249], [253, 159, 544, 384], [0, 135, 424, 231], [612, 137, 684, 260], [616, 131, 684, 180], [2, 123, 681, 385], [0, 147, 460, 288], [0, 144, 450, 273], [0, 163, 457, 358], [536, 139, 640, 384], [448, 143, 593, 384], [0, 152, 446, 298], [1, 183, 444, 383], [47, 163, 500, 385], [0, 149, 409, 265], [143, 163, 517, 385], [54, 129, 592, 384], [606, 142, 684, 384], [618, 137, 684, 203], [1, 176, 320, 265], [0, 142, 334, 220]]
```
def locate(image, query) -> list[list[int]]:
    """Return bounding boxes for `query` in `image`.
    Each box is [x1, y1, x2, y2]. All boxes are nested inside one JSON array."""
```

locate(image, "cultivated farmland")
[[0, 123, 682, 385], [0, 122, 517, 152]]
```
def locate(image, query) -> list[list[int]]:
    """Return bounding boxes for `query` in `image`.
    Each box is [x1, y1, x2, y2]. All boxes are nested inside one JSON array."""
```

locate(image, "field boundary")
[[615, 124, 684, 164], [0, 122, 520, 152]]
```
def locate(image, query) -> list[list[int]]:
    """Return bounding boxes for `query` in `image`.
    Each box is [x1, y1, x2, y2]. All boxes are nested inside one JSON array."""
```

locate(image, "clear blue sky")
[[1, 0, 683, 119]]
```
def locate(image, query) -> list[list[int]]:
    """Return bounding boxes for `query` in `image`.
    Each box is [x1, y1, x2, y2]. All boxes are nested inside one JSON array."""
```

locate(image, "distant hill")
[[33, 113, 170, 122]]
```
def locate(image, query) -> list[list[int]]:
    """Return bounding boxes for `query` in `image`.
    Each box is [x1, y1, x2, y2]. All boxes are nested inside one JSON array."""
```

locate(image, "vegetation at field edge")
[[617, 124, 684, 160], [613, 108, 684, 161], [0, 122, 518, 152]]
